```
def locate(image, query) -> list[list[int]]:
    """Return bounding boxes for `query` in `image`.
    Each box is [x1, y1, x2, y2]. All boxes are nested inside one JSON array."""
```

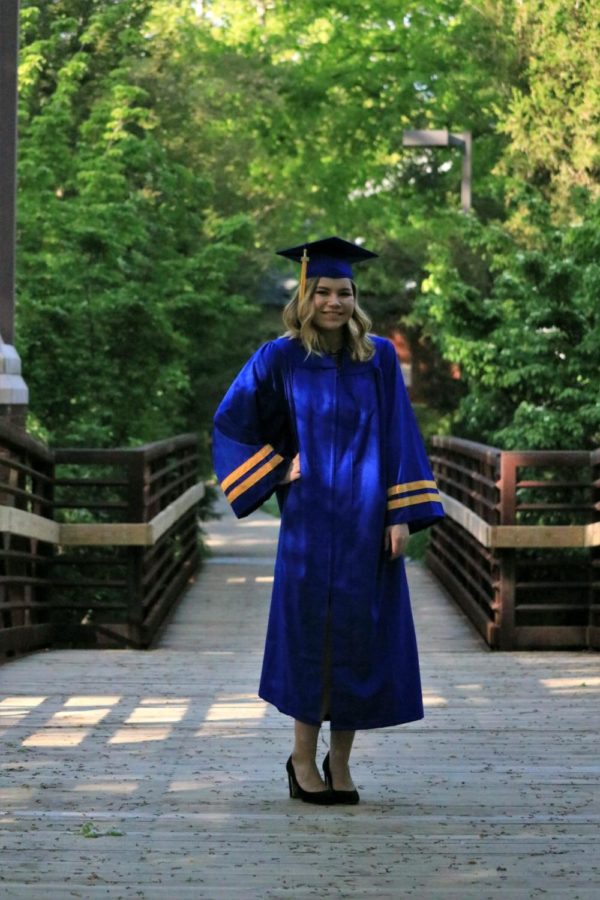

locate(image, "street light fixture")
[[402, 129, 472, 212]]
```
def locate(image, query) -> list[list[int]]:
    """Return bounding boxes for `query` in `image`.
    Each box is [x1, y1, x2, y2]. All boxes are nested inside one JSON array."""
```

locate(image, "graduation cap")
[[276, 236, 377, 302]]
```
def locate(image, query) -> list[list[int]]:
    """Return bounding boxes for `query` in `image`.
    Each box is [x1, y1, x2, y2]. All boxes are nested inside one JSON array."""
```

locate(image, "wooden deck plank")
[[1, 495, 599, 898]]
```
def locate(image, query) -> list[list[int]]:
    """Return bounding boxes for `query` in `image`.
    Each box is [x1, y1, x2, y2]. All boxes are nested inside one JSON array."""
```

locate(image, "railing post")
[[487, 450, 502, 648], [589, 450, 600, 649], [126, 451, 146, 648], [497, 452, 517, 650]]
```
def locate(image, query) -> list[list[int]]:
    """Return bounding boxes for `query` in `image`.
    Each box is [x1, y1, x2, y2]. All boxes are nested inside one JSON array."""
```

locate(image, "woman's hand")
[[279, 453, 301, 484], [384, 523, 410, 560]]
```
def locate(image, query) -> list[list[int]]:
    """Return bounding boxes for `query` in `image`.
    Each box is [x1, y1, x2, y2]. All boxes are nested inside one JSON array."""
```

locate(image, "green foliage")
[[499, 0, 600, 223], [411, 402, 453, 447], [14, 0, 600, 461], [260, 495, 281, 519], [412, 0, 600, 450], [17, 0, 258, 467], [79, 821, 124, 839], [406, 528, 430, 563], [416, 205, 600, 448]]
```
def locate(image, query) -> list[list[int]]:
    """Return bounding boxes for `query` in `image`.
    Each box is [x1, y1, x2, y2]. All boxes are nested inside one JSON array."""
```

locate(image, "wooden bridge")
[[1, 494, 598, 898]]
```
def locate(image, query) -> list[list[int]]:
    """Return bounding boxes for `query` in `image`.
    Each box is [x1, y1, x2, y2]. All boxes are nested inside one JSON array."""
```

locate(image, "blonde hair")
[[282, 277, 375, 362]]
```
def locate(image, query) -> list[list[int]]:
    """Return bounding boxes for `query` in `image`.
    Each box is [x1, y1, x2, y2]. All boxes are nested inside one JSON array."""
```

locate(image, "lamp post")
[[402, 129, 472, 213], [0, 0, 28, 426]]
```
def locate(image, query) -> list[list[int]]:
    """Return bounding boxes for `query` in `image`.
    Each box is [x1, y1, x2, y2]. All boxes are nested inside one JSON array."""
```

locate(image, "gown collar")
[[285, 337, 376, 372]]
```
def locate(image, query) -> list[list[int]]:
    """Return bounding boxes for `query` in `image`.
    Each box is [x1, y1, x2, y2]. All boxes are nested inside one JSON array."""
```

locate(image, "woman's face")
[[312, 277, 355, 332]]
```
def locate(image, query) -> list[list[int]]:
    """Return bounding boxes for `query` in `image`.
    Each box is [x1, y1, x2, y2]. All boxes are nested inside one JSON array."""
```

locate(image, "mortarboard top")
[[276, 236, 378, 281]]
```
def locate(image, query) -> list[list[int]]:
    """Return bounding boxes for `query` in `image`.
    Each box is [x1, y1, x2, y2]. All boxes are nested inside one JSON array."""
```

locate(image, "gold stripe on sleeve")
[[221, 444, 274, 492], [387, 479, 438, 497], [226, 454, 285, 504], [387, 491, 442, 511]]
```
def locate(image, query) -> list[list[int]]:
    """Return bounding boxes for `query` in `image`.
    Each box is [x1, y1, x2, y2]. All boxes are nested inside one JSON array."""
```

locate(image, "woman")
[[212, 237, 444, 805]]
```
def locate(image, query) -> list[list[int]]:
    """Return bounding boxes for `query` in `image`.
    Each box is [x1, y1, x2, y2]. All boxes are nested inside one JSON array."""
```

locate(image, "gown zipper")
[[321, 356, 339, 722], [329, 359, 340, 611]]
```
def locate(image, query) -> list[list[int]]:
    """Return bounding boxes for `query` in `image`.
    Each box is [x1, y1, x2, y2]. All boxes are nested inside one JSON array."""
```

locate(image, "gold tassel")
[[299, 248, 309, 302]]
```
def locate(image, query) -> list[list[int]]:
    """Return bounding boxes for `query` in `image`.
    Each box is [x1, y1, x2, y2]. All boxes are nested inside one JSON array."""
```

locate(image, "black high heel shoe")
[[286, 756, 334, 805], [322, 752, 360, 805]]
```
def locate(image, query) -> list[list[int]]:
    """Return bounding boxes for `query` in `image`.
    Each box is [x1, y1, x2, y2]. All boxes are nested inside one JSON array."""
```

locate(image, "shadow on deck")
[[1, 498, 598, 898]]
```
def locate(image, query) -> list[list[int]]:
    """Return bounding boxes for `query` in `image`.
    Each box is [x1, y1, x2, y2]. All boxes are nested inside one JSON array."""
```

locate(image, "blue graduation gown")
[[212, 335, 444, 730]]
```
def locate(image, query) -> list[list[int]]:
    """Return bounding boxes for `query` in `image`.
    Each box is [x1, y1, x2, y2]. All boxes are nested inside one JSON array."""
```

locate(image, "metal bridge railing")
[[428, 436, 599, 650], [0, 422, 203, 658]]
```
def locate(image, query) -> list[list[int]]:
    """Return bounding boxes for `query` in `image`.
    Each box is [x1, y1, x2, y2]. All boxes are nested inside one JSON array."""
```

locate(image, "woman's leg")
[[292, 720, 328, 792], [329, 729, 357, 791]]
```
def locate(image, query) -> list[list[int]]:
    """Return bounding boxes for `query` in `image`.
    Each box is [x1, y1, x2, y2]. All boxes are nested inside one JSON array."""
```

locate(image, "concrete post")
[[0, 0, 28, 429]]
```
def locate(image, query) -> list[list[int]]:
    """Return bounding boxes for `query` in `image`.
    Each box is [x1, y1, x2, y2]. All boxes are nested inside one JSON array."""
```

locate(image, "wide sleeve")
[[381, 339, 445, 533], [212, 342, 292, 519]]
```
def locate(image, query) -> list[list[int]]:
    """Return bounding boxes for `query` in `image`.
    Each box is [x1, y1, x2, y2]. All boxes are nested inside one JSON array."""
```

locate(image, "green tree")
[[415, 205, 600, 449], [17, 0, 258, 464], [18, 0, 597, 457], [411, 0, 600, 449], [498, 0, 600, 227]]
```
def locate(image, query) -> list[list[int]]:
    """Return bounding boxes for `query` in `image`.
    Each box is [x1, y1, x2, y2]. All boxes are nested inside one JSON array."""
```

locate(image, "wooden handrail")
[[432, 435, 502, 464], [439, 491, 600, 548], [0, 419, 54, 462]]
